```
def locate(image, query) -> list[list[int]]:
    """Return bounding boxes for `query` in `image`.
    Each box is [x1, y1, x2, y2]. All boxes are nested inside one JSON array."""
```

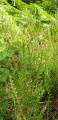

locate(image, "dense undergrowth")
[[0, 0, 58, 120]]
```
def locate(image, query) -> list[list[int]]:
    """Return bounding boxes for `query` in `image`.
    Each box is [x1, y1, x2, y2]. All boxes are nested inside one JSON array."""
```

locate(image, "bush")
[[0, 1, 58, 120]]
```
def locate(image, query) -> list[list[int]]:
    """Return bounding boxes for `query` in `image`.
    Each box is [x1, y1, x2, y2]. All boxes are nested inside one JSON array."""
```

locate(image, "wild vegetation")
[[0, 0, 58, 120]]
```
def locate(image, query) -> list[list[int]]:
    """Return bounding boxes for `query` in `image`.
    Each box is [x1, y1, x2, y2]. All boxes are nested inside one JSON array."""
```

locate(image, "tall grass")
[[0, 2, 58, 120]]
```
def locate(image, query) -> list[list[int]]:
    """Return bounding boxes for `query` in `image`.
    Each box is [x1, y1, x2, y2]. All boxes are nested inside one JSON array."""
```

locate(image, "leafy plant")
[[0, 0, 58, 120]]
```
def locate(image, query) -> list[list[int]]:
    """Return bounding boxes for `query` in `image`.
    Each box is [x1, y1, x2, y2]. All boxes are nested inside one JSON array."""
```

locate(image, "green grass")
[[0, 1, 58, 120]]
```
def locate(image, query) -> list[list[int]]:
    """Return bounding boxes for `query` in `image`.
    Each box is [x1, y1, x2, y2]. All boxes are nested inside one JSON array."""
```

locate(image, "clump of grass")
[[0, 2, 58, 120]]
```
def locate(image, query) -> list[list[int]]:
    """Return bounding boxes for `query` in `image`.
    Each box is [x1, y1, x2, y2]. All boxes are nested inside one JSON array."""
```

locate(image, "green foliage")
[[0, 68, 10, 82], [22, 0, 37, 4], [40, 0, 58, 13], [0, 0, 58, 120]]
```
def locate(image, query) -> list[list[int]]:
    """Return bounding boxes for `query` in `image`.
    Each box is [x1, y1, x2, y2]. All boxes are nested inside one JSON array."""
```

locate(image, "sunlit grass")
[[0, 2, 58, 120]]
